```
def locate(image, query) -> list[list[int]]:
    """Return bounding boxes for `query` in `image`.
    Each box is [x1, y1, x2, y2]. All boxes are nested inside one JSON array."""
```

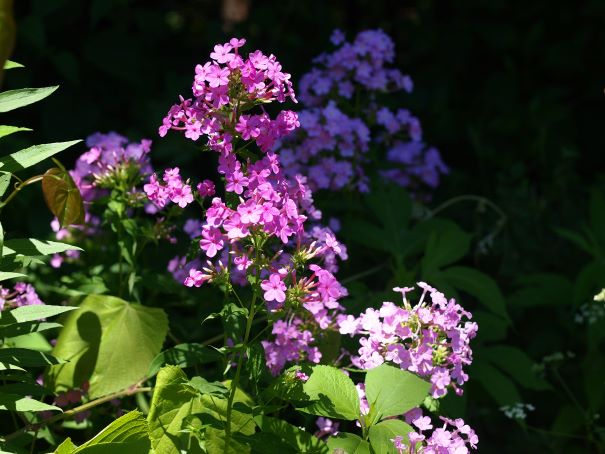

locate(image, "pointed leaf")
[[1, 304, 77, 324], [0, 348, 63, 367], [42, 167, 85, 227], [0, 392, 61, 412], [2, 238, 81, 257], [326, 433, 371, 454], [0, 140, 81, 173], [0, 170, 10, 197], [0, 86, 58, 112], [147, 343, 223, 378], [0, 125, 31, 139], [3, 60, 23, 70]]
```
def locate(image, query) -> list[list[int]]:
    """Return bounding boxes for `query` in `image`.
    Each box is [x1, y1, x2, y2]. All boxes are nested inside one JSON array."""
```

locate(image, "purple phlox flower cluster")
[[338, 283, 477, 398], [0, 282, 44, 311], [159, 37, 298, 155], [144, 167, 195, 209], [315, 417, 340, 439], [49, 216, 99, 268], [278, 29, 447, 193], [72, 132, 153, 203], [391, 408, 478, 453], [261, 319, 322, 375]]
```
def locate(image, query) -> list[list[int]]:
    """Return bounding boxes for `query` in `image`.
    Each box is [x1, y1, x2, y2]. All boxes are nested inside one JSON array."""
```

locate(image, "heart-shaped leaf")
[[42, 167, 85, 227]]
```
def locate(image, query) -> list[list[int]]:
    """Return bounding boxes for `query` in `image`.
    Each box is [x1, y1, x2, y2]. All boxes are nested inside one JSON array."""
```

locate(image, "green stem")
[[1, 385, 152, 443], [0, 175, 44, 210], [223, 250, 260, 452]]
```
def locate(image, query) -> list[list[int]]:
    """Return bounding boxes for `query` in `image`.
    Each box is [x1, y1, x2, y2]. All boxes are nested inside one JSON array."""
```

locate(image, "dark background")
[[5, 0, 605, 451]]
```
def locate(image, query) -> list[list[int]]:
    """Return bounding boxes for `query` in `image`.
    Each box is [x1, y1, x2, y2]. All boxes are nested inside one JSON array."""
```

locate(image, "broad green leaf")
[[438, 266, 510, 321], [0, 170, 10, 197], [42, 167, 85, 227], [508, 273, 572, 308], [73, 410, 150, 453], [365, 364, 430, 422], [236, 431, 296, 453], [326, 433, 371, 454], [0, 304, 76, 325], [0, 86, 58, 112], [0, 140, 81, 173], [147, 343, 223, 378], [299, 365, 360, 421], [254, 415, 329, 453], [368, 419, 413, 454], [198, 381, 255, 454], [483, 346, 551, 391], [3, 60, 22, 70], [0, 125, 30, 139], [2, 238, 81, 257], [0, 392, 60, 412], [0, 348, 62, 367], [420, 220, 471, 274], [147, 366, 205, 454], [46, 294, 168, 398]]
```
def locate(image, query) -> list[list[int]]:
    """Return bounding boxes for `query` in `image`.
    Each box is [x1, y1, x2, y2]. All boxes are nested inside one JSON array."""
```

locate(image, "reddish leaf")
[[42, 167, 85, 227]]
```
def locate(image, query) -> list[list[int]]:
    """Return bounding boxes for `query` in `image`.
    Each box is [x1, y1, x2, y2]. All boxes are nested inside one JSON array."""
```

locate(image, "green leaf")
[[0, 348, 63, 367], [46, 294, 168, 398], [0, 86, 58, 112], [368, 419, 413, 454], [0, 170, 10, 197], [254, 415, 329, 453], [0, 381, 49, 397], [2, 238, 81, 258], [471, 360, 521, 406], [0, 321, 62, 338], [0, 125, 31, 139], [365, 364, 430, 422], [483, 346, 551, 391], [438, 266, 510, 321], [299, 365, 360, 421], [0, 392, 61, 412], [0, 304, 77, 325], [0, 140, 81, 173], [42, 167, 85, 227], [0, 271, 26, 282], [420, 220, 471, 274], [326, 433, 371, 454], [3, 60, 23, 70], [147, 366, 206, 454], [147, 343, 223, 378], [187, 376, 228, 398], [55, 437, 78, 453], [72, 410, 150, 453]]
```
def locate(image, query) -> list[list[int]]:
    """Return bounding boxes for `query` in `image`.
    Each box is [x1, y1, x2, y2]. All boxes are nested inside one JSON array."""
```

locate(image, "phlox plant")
[[1, 36, 480, 454]]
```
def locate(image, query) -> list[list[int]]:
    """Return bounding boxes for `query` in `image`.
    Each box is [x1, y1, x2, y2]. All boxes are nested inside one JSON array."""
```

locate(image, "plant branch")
[[1, 385, 152, 443]]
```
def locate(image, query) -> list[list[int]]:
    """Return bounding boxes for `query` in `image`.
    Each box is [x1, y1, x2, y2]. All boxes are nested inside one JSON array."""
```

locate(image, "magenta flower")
[[261, 273, 287, 304]]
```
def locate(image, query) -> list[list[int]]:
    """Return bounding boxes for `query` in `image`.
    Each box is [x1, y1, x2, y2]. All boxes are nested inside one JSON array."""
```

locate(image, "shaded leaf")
[[368, 419, 413, 454], [0, 392, 60, 412], [147, 343, 223, 378], [326, 433, 371, 454], [0, 348, 63, 367], [2, 238, 81, 257], [0, 125, 30, 140]]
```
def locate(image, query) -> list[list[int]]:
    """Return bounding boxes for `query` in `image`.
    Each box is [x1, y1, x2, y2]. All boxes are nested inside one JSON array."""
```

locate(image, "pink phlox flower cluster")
[[72, 132, 153, 202], [278, 29, 447, 193], [261, 318, 321, 375], [0, 283, 44, 312], [338, 283, 477, 398], [144, 167, 194, 209], [159, 38, 299, 155], [391, 408, 478, 453], [301, 264, 348, 329]]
